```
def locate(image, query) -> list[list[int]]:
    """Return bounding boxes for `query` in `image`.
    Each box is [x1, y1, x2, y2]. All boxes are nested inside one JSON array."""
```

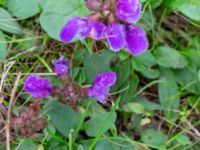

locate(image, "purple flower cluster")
[[52, 56, 70, 76], [24, 57, 117, 104], [60, 0, 148, 55], [24, 75, 53, 99], [87, 72, 116, 104]]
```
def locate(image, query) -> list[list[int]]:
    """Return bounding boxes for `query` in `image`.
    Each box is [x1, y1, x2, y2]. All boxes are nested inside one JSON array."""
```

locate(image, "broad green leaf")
[[155, 46, 188, 68], [112, 59, 131, 90], [141, 129, 168, 149], [131, 51, 159, 79], [123, 103, 145, 114], [17, 139, 36, 150], [120, 73, 139, 102], [159, 68, 180, 122], [150, 0, 163, 9], [39, 0, 90, 40], [175, 134, 191, 145], [173, 67, 200, 94], [84, 111, 116, 137], [0, 0, 5, 6], [83, 50, 114, 83], [6, 0, 40, 19], [48, 139, 68, 150], [162, 0, 190, 11], [134, 98, 163, 111], [177, 0, 200, 22], [43, 99, 82, 137], [0, 8, 22, 34], [188, 96, 200, 114], [0, 31, 7, 61], [95, 138, 134, 150]]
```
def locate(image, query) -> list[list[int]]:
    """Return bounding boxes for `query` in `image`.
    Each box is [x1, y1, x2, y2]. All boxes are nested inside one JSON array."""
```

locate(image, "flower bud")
[[85, 0, 102, 11]]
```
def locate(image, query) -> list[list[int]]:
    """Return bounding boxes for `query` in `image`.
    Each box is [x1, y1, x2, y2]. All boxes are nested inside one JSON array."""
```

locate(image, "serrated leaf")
[[0, 8, 22, 34], [39, 0, 90, 40], [6, 0, 40, 19], [0, 31, 7, 61], [43, 99, 82, 137], [155, 46, 188, 68]]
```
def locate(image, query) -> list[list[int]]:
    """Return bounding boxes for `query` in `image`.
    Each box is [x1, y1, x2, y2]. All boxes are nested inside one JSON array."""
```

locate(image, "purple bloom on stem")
[[60, 17, 91, 42], [125, 25, 149, 55], [90, 22, 106, 40], [52, 56, 70, 76], [105, 23, 126, 51], [24, 75, 53, 99], [87, 72, 116, 104], [116, 0, 142, 23]]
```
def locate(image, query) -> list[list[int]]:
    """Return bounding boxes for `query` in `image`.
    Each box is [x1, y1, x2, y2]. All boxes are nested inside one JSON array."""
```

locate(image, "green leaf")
[[95, 140, 120, 150], [159, 68, 180, 122], [83, 50, 114, 83], [112, 59, 131, 90], [141, 129, 168, 149], [177, 0, 200, 22], [173, 67, 200, 94], [0, 31, 7, 61], [155, 46, 188, 68], [17, 139, 36, 150], [84, 111, 116, 137], [0, 8, 22, 34], [134, 98, 163, 111], [95, 138, 133, 150], [131, 51, 159, 79], [123, 103, 145, 114], [0, 0, 5, 6], [175, 134, 191, 145], [43, 99, 82, 137], [120, 73, 139, 102], [6, 0, 40, 19], [39, 0, 90, 40]]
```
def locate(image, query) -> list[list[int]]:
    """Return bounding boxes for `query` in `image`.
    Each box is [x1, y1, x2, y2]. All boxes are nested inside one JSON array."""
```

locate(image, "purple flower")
[[87, 72, 116, 104], [105, 23, 126, 51], [90, 22, 106, 40], [116, 0, 142, 24], [60, 17, 91, 42], [52, 56, 70, 76], [24, 75, 53, 99], [125, 25, 148, 55]]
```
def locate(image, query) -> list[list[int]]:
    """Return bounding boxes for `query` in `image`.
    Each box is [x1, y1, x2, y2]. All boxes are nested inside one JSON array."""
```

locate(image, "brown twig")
[[6, 73, 21, 150]]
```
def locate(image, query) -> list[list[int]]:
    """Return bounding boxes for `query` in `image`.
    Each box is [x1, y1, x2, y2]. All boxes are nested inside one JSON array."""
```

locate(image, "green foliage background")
[[0, 0, 200, 149]]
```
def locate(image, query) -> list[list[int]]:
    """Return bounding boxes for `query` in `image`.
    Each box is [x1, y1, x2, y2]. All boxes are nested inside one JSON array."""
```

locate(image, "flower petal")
[[105, 23, 126, 51], [24, 75, 53, 98], [116, 0, 141, 23], [87, 72, 116, 104], [60, 17, 90, 42], [125, 25, 149, 55], [90, 22, 106, 40], [60, 17, 81, 42], [52, 56, 70, 76]]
